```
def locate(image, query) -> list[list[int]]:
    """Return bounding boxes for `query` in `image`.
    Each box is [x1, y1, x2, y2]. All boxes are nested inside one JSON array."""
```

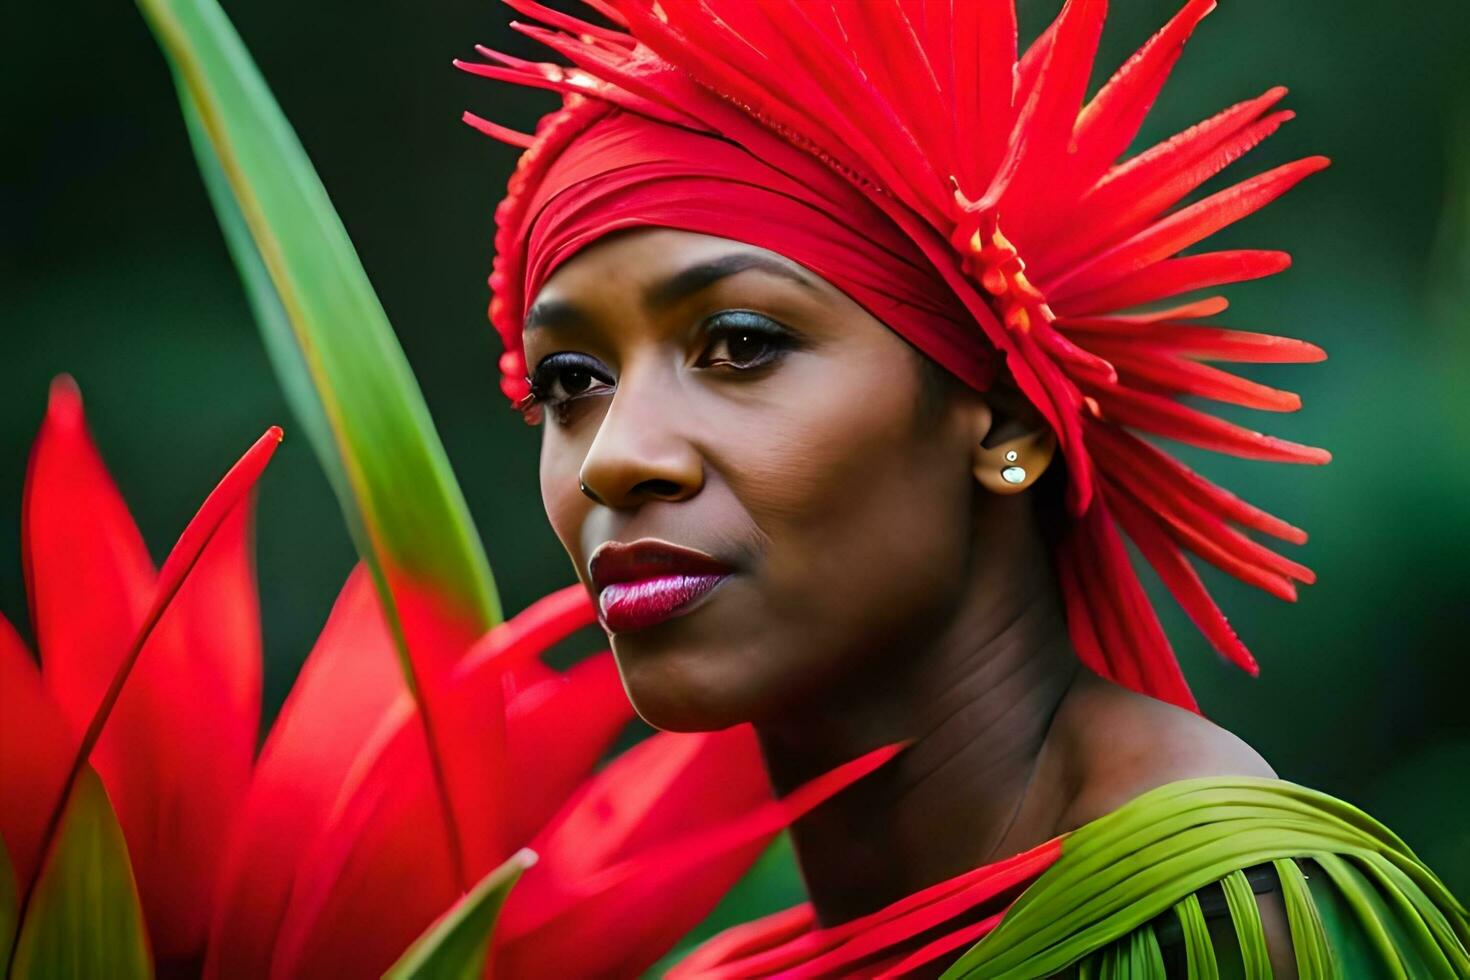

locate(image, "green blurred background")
[[2, 0, 1466, 925]]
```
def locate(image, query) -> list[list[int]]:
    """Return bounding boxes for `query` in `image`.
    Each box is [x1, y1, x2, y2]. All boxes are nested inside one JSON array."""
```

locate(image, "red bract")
[[667, 834, 1063, 978], [210, 578, 851, 980], [209, 583, 636, 978], [4, 379, 887, 977], [0, 615, 77, 901], [15, 376, 264, 964]]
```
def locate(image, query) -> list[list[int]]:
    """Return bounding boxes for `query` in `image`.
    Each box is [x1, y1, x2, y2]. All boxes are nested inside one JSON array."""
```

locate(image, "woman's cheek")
[[539, 427, 591, 566], [719, 352, 917, 522], [725, 390, 923, 625]]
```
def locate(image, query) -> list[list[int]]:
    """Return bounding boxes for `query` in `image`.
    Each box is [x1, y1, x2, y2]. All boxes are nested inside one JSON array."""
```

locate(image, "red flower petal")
[[1060, 502, 1198, 711], [269, 708, 460, 980], [1049, 157, 1329, 299], [504, 652, 633, 846], [219, 585, 613, 979], [501, 0, 631, 47], [112, 501, 261, 962], [0, 616, 75, 895], [1056, 250, 1294, 320], [461, 111, 534, 149], [1086, 427, 1312, 596], [670, 905, 815, 979], [385, 569, 508, 884], [1032, 93, 1293, 279], [1085, 381, 1331, 464], [504, 728, 769, 921], [687, 836, 1061, 978], [953, 0, 1018, 188], [1088, 423, 1308, 544], [1104, 481, 1259, 673], [1061, 0, 1216, 213], [494, 728, 771, 978], [23, 377, 273, 961], [265, 651, 626, 978], [496, 736, 903, 979], [991, 0, 1107, 229], [23, 376, 153, 750], [204, 566, 405, 980], [1081, 342, 1304, 412], [1059, 316, 1326, 364], [1021, 0, 1217, 250], [1062, 296, 1232, 323]]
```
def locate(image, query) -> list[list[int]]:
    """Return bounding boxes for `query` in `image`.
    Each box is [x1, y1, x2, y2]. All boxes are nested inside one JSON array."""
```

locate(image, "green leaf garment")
[[669, 777, 1470, 978]]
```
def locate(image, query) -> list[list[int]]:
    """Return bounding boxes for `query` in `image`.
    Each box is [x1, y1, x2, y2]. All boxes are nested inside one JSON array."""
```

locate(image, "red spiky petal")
[[1056, 249, 1293, 315], [23, 377, 274, 961], [1104, 480, 1259, 673]]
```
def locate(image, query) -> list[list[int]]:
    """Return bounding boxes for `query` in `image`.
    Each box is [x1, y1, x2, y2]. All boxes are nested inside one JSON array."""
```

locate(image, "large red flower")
[[2, 379, 892, 977], [14, 376, 264, 964]]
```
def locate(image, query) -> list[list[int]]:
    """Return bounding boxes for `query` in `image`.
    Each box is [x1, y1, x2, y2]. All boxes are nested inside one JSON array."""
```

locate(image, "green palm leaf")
[[943, 778, 1470, 979], [136, 0, 506, 886]]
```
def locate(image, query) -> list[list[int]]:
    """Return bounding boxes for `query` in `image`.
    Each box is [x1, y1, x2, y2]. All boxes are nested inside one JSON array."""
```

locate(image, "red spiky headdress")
[[460, 0, 1330, 712]]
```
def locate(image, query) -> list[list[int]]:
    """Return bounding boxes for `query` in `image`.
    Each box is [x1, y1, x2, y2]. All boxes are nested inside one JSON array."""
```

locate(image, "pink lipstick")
[[589, 539, 734, 633]]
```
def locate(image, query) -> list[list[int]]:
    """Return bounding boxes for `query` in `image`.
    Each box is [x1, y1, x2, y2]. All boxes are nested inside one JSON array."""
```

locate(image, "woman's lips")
[[588, 538, 735, 633], [597, 574, 730, 633]]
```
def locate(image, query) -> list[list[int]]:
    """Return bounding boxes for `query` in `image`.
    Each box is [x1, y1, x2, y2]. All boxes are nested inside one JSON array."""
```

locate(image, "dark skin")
[[522, 228, 1296, 975]]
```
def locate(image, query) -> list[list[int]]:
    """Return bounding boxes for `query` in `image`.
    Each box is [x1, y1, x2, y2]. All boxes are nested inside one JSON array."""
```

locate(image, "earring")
[[1000, 450, 1026, 485]]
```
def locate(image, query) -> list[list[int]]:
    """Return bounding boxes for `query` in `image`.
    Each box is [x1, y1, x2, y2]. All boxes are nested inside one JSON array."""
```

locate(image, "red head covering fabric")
[[519, 110, 994, 391], [462, 0, 1332, 712]]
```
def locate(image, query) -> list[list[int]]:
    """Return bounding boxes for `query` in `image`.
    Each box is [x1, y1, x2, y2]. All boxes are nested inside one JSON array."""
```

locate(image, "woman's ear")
[[967, 384, 1059, 495]]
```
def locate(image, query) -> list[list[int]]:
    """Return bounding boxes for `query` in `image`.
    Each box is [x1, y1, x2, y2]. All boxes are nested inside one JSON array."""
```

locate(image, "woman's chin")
[[612, 634, 761, 733]]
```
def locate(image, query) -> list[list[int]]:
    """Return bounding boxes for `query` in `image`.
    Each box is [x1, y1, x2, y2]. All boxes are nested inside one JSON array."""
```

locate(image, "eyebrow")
[[645, 252, 821, 310], [522, 250, 821, 334], [523, 296, 585, 333]]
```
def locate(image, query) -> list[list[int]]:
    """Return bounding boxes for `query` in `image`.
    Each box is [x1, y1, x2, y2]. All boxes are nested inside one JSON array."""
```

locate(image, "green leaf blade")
[[8, 770, 151, 980], [140, 0, 513, 884], [139, 0, 501, 631], [384, 849, 533, 980]]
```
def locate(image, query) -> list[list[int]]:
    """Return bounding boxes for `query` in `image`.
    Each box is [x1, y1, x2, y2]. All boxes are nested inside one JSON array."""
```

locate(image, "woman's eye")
[[696, 311, 797, 370], [528, 352, 614, 417]]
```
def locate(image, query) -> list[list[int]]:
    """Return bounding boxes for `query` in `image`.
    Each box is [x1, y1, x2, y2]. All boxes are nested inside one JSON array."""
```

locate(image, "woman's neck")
[[753, 500, 1080, 926]]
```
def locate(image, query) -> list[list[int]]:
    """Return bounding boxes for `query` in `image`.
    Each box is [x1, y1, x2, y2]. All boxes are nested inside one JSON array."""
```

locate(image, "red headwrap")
[[519, 110, 996, 391], [462, 0, 1331, 712]]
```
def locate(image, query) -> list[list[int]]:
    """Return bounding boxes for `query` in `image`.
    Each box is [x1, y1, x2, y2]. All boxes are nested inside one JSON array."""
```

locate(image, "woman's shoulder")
[[962, 679, 1470, 979], [1050, 672, 1277, 835]]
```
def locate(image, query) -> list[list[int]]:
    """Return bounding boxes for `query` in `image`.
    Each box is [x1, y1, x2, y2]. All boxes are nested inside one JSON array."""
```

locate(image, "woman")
[[461, 1, 1469, 975]]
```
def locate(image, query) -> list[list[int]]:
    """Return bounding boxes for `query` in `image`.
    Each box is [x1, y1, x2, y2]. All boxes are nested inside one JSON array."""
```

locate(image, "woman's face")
[[524, 228, 985, 731]]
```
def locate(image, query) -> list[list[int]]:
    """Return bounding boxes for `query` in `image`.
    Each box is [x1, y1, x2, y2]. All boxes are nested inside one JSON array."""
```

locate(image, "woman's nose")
[[577, 376, 703, 509]]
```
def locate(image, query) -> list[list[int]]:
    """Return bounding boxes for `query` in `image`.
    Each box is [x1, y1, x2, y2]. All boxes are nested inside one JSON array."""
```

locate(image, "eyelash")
[[523, 310, 800, 424]]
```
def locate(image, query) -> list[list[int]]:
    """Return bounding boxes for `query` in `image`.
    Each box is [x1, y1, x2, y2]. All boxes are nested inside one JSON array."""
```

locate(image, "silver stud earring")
[[1000, 450, 1026, 485]]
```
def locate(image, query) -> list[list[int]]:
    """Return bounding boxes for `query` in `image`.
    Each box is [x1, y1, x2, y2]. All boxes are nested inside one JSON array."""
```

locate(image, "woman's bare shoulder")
[[1050, 672, 1277, 834]]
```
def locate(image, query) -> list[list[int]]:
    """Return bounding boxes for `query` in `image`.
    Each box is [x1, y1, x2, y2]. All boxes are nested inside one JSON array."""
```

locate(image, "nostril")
[[636, 478, 684, 500]]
